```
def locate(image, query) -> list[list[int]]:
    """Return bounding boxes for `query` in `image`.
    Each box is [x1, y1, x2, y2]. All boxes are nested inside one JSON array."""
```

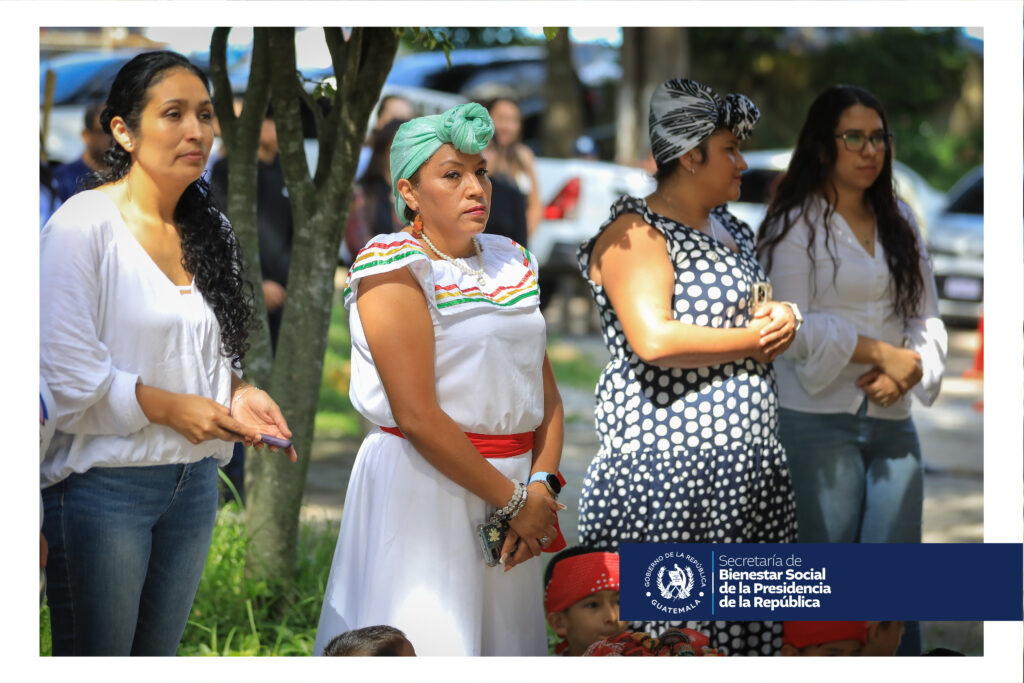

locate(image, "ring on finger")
[[539, 535, 550, 546]]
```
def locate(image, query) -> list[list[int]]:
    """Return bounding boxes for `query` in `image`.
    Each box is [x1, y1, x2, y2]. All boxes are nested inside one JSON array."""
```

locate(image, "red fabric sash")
[[379, 425, 534, 458], [379, 425, 566, 553]]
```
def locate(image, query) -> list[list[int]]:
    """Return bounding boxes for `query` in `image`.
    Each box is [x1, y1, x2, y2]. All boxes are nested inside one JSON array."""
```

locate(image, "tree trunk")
[[615, 28, 690, 165], [209, 28, 274, 387], [541, 29, 584, 158], [236, 27, 400, 583]]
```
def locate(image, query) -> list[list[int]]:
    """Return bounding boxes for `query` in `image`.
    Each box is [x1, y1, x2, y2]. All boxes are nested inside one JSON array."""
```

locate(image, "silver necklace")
[[419, 230, 487, 287], [656, 192, 723, 261]]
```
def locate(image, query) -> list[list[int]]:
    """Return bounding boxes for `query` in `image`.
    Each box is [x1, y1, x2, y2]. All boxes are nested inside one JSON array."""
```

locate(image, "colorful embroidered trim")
[[345, 236, 539, 309]]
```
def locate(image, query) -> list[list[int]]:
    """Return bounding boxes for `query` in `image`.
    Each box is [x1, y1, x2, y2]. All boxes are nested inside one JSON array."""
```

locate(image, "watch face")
[[546, 474, 562, 495]]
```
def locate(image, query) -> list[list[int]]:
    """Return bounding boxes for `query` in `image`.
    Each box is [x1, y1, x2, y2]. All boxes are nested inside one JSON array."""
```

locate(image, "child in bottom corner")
[[543, 545, 724, 657], [781, 621, 867, 656]]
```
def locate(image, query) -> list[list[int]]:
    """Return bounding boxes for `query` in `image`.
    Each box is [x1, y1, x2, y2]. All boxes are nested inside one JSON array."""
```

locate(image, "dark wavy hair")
[[85, 51, 254, 368], [756, 85, 923, 323]]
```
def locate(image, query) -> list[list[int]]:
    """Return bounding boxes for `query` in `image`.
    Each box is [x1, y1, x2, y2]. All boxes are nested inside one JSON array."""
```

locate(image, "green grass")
[[178, 501, 337, 656], [314, 293, 361, 438], [548, 340, 603, 391], [38, 501, 338, 657]]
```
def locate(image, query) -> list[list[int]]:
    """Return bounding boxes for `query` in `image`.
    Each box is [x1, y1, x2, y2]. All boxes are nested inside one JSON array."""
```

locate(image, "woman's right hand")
[[165, 393, 263, 445], [879, 345, 923, 393], [137, 384, 261, 445], [503, 488, 559, 567]]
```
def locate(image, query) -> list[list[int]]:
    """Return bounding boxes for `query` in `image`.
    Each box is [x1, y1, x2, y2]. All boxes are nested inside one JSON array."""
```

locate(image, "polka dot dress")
[[576, 196, 798, 656]]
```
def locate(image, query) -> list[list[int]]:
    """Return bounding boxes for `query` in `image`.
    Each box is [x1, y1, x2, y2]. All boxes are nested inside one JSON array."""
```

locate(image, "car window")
[[946, 178, 982, 215]]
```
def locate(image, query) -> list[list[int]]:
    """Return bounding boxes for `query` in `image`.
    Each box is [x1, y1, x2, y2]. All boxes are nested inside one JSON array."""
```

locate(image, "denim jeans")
[[779, 400, 923, 655], [42, 457, 219, 656]]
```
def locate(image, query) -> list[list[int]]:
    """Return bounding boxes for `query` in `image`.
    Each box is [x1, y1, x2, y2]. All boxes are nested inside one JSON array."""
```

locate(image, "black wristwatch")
[[528, 471, 561, 498]]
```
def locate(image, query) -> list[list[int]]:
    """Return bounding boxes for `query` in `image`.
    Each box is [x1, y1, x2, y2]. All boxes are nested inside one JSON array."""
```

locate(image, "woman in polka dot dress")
[[576, 79, 799, 656]]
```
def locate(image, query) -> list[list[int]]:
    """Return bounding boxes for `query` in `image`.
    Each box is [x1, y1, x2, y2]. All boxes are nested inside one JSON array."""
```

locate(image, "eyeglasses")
[[834, 132, 892, 153]]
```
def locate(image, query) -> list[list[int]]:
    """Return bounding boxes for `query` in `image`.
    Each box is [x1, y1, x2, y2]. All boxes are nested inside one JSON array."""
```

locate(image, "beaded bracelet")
[[506, 485, 529, 521], [230, 385, 259, 416], [493, 480, 526, 522]]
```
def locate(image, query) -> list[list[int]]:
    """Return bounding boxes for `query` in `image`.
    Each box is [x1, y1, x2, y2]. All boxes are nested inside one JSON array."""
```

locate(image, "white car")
[[531, 157, 655, 276], [926, 165, 984, 323]]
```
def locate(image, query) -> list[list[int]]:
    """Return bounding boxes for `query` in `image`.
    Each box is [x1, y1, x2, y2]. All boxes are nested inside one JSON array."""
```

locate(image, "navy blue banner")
[[620, 543, 1023, 621]]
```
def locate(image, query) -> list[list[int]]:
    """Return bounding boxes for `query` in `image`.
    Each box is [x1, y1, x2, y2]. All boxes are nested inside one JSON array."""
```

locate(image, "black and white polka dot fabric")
[[576, 196, 797, 656]]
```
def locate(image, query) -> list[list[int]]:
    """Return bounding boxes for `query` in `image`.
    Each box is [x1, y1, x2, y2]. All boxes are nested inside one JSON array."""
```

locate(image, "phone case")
[[477, 520, 508, 566], [261, 434, 292, 449]]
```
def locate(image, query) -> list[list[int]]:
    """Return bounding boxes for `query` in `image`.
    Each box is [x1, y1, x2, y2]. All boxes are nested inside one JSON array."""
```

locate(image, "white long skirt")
[[313, 429, 547, 656]]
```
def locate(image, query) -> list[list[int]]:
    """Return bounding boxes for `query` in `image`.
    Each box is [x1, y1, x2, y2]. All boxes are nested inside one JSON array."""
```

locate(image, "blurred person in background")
[[483, 97, 541, 242], [355, 94, 415, 180], [757, 85, 947, 656], [210, 105, 293, 355], [346, 117, 408, 257], [53, 102, 112, 202]]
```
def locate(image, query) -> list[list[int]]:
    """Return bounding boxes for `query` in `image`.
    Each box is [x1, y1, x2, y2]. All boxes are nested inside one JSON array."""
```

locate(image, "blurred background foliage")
[[404, 27, 982, 191]]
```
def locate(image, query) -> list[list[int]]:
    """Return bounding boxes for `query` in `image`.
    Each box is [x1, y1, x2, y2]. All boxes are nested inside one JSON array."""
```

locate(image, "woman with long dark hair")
[[757, 85, 947, 654], [483, 97, 541, 239], [39, 51, 296, 656]]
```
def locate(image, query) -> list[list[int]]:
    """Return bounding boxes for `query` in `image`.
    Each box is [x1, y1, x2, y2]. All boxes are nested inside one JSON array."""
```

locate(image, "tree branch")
[[267, 28, 314, 219], [209, 28, 236, 151]]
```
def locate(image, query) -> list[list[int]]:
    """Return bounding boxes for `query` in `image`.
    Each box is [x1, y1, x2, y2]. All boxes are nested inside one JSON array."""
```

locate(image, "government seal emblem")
[[643, 551, 707, 616]]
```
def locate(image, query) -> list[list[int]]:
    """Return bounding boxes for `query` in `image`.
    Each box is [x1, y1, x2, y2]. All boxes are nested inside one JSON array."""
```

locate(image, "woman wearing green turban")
[[315, 103, 564, 656]]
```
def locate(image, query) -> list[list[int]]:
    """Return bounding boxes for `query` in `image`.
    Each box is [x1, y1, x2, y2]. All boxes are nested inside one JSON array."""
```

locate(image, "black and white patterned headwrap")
[[649, 78, 760, 167]]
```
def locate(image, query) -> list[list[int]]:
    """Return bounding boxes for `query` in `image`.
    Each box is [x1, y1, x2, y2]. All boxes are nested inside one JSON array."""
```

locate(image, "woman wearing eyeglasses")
[[756, 86, 947, 654]]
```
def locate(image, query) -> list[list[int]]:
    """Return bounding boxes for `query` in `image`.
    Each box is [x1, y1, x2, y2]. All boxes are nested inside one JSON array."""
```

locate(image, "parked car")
[[385, 44, 620, 154], [927, 165, 984, 324], [730, 149, 945, 240], [531, 157, 655, 268]]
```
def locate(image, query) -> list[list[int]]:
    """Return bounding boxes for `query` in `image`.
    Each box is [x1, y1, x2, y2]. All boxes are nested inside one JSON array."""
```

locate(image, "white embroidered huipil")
[[315, 232, 548, 657], [765, 197, 947, 418], [40, 191, 236, 487]]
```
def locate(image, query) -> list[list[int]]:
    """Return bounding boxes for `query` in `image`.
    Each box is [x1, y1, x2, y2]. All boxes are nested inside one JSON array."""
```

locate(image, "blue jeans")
[[779, 401, 923, 655], [42, 457, 219, 656]]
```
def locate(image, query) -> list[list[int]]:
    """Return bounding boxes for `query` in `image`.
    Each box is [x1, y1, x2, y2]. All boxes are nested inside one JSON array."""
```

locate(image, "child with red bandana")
[[543, 546, 625, 655], [781, 621, 868, 656], [543, 546, 722, 656]]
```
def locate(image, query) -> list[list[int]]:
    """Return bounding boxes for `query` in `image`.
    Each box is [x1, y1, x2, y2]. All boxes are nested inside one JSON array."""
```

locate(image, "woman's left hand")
[[754, 301, 797, 361], [231, 388, 298, 462], [856, 368, 903, 408]]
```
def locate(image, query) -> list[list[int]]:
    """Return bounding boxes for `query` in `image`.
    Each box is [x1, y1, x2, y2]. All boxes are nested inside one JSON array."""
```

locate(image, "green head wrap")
[[389, 102, 495, 223]]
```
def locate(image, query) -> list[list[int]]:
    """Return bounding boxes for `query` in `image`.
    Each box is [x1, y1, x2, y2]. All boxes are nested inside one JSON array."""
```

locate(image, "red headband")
[[782, 621, 868, 649], [544, 552, 620, 614]]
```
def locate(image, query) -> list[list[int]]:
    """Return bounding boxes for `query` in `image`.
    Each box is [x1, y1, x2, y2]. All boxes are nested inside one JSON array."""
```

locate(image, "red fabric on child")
[[544, 551, 619, 614], [782, 621, 868, 649], [583, 628, 725, 657]]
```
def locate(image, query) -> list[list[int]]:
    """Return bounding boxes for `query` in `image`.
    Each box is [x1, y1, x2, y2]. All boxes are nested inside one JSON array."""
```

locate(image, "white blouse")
[[39, 190, 236, 487], [763, 196, 947, 419], [344, 232, 546, 435]]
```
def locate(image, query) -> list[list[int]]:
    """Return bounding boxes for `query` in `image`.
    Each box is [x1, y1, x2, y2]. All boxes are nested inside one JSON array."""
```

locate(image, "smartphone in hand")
[[260, 434, 292, 449]]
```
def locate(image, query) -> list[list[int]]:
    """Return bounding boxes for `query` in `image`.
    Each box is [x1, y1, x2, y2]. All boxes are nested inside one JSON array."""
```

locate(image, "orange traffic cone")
[[961, 313, 983, 412], [962, 314, 983, 379]]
